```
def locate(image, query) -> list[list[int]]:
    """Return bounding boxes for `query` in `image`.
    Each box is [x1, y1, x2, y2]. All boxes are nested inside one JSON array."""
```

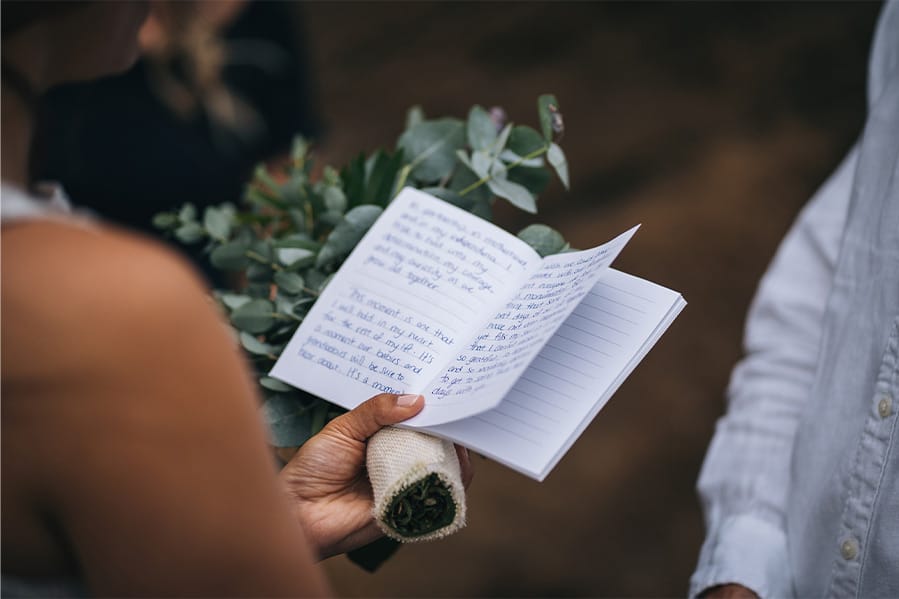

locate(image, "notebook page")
[[425, 269, 685, 480], [270, 188, 540, 413], [407, 226, 638, 427]]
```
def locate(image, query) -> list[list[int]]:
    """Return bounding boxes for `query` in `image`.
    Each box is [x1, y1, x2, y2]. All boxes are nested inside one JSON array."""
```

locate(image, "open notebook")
[[272, 188, 685, 480]]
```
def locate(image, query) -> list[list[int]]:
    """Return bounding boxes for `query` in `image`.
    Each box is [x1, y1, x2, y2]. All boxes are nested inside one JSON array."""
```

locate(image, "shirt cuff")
[[689, 514, 793, 598]]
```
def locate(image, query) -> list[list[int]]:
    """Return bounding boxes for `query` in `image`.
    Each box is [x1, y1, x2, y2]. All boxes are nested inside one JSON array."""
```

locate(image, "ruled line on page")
[[543, 342, 604, 364], [576, 302, 640, 325], [568, 312, 630, 337], [503, 397, 563, 423], [473, 415, 543, 446], [508, 387, 570, 412], [552, 332, 614, 356], [596, 281, 657, 304]]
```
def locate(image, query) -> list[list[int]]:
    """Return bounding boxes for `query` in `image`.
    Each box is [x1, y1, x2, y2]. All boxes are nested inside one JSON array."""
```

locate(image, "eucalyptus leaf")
[[466, 105, 497, 151], [260, 376, 294, 392], [274, 271, 305, 294], [290, 136, 309, 165], [363, 150, 404, 206], [280, 176, 307, 207], [239, 331, 276, 356], [304, 269, 328, 291], [152, 212, 178, 229], [220, 293, 252, 310], [471, 150, 492, 179], [405, 105, 425, 130], [253, 164, 281, 195], [230, 299, 275, 334], [507, 165, 551, 196], [421, 187, 470, 210], [322, 185, 347, 213], [277, 248, 315, 269], [245, 263, 272, 284], [492, 123, 513, 155], [210, 241, 250, 270], [203, 206, 231, 241], [249, 239, 274, 263], [178, 203, 197, 223], [470, 198, 492, 220], [316, 205, 383, 269], [449, 165, 492, 204], [397, 118, 465, 183], [508, 125, 547, 156], [517, 224, 569, 257], [537, 94, 560, 141], [273, 236, 320, 251], [499, 149, 544, 168], [174, 222, 205, 243], [244, 186, 284, 209], [547, 143, 570, 189], [341, 153, 366, 208], [261, 396, 313, 447], [487, 176, 537, 213], [456, 150, 474, 171]]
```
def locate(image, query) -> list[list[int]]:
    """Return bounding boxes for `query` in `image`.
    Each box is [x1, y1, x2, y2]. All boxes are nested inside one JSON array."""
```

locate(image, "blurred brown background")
[[302, 2, 883, 597]]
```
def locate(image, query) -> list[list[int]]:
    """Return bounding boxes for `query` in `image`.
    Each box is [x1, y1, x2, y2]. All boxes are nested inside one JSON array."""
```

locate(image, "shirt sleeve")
[[689, 146, 857, 598]]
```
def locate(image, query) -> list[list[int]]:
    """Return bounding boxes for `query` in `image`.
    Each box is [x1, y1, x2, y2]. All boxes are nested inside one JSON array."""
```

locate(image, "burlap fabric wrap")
[[366, 427, 466, 542]]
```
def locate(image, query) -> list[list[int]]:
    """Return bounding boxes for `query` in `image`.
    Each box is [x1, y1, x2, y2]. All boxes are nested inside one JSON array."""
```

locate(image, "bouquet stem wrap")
[[366, 427, 466, 542]]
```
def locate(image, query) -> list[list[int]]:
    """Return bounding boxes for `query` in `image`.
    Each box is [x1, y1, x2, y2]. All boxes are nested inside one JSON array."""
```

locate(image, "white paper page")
[[426, 269, 686, 480], [270, 188, 541, 412], [407, 226, 638, 427]]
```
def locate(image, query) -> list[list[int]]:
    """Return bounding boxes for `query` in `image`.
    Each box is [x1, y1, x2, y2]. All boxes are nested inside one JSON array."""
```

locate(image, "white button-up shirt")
[[690, 2, 899, 597]]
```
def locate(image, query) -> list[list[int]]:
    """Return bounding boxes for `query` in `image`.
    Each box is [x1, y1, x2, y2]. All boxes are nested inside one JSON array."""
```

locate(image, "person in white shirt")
[[690, 2, 898, 597]]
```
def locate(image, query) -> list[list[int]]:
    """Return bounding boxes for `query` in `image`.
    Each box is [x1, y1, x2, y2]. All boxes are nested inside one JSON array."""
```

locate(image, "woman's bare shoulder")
[[2, 221, 219, 374]]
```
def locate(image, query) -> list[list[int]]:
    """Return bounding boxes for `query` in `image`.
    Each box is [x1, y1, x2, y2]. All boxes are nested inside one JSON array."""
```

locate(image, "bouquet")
[[154, 94, 570, 563]]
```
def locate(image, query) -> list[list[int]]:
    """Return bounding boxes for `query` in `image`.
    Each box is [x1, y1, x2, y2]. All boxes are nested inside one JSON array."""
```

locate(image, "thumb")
[[325, 393, 424, 443]]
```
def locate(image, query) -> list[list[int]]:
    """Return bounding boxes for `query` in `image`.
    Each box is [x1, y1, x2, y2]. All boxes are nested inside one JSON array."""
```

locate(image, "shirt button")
[[841, 538, 859, 560], [878, 395, 893, 419]]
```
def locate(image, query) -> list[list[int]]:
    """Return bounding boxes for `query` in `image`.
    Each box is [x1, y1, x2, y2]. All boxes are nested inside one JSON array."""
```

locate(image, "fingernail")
[[397, 393, 421, 406]]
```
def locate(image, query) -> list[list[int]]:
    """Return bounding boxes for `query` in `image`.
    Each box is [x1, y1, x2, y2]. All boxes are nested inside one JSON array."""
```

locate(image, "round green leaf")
[[322, 185, 347, 213], [152, 212, 178, 229], [397, 118, 465, 183], [508, 125, 547, 156], [274, 271, 305, 294], [277, 248, 316, 269], [210, 241, 250, 270], [517, 224, 569, 257], [230, 299, 275, 334], [261, 396, 313, 447], [467, 105, 497, 151], [203, 206, 231, 241], [422, 187, 471, 211], [174, 222, 205, 243], [219, 293, 252, 310], [471, 150, 492, 178], [487, 176, 537, 213], [316, 205, 383, 269], [178, 203, 197, 222], [274, 235, 320, 251], [260, 376, 294, 392], [239, 331, 276, 355], [405, 105, 425, 130]]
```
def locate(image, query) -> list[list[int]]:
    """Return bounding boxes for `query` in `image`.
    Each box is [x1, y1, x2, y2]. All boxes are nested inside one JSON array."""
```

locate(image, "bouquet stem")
[[367, 427, 467, 542]]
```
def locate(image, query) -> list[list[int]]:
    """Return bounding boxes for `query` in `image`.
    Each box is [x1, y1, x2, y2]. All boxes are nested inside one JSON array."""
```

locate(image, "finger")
[[326, 393, 424, 443], [454, 444, 474, 488]]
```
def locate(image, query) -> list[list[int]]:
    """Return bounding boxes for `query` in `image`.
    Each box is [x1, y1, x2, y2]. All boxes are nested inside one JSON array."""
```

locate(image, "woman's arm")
[[3, 222, 330, 596]]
